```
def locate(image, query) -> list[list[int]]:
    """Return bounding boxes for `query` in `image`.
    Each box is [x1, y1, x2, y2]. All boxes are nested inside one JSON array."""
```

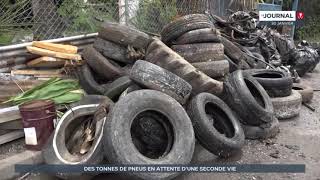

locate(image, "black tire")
[[173, 28, 221, 45], [103, 90, 195, 180], [93, 38, 131, 64], [271, 90, 302, 120], [99, 22, 151, 49], [225, 55, 238, 72], [103, 76, 132, 101], [70, 95, 113, 108], [82, 46, 122, 81], [119, 83, 142, 99], [187, 93, 244, 157], [44, 103, 111, 178], [161, 14, 213, 44], [192, 60, 229, 78], [171, 43, 224, 63], [221, 70, 274, 126], [292, 83, 314, 103], [251, 52, 267, 69], [243, 69, 293, 98], [130, 60, 192, 104], [145, 39, 223, 95], [242, 118, 280, 140], [77, 64, 107, 95]]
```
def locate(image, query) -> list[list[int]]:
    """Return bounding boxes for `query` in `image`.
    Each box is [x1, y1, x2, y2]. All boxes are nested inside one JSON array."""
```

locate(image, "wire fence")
[[0, 0, 256, 46]]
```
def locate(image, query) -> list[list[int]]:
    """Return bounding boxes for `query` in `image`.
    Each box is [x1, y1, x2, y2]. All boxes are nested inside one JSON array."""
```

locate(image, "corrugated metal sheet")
[[0, 33, 97, 73]]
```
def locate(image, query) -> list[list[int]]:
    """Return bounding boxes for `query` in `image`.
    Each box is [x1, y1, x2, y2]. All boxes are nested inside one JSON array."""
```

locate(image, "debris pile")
[[0, 12, 318, 180]]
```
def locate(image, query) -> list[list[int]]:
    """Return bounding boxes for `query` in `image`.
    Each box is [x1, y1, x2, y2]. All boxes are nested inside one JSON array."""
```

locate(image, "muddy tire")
[[77, 65, 107, 95], [192, 60, 229, 78], [44, 103, 111, 178], [187, 93, 244, 157], [130, 60, 192, 104], [251, 52, 267, 69], [173, 28, 221, 45], [103, 90, 195, 180], [221, 70, 274, 126], [225, 55, 238, 72], [82, 46, 122, 81], [146, 39, 223, 95], [271, 90, 302, 120], [93, 38, 131, 64], [242, 118, 280, 140], [161, 14, 213, 44], [244, 69, 293, 97], [119, 83, 142, 99], [171, 43, 224, 63], [292, 83, 313, 103], [99, 22, 151, 49], [103, 76, 132, 101]]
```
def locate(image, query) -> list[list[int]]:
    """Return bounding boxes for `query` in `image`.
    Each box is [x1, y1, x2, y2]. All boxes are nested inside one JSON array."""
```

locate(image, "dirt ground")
[[17, 66, 320, 180]]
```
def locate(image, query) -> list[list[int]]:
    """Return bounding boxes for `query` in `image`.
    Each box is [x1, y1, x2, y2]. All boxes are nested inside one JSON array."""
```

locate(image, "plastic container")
[[19, 100, 56, 151]]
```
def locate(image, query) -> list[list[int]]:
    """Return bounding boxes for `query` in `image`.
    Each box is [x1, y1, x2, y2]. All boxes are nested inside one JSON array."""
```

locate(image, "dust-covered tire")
[[192, 60, 229, 78], [187, 93, 244, 157], [103, 90, 195, 180], [171, 43, 224, 63], [93, 38, 131, 64], [103, 76, 132, 101], [292, 83, 313, 103], [130, 60, 192, 104], [98, 22, 152, 49], [82, 46, 122, 80], [161, 14, 213, 44], [220, 70, 274, 126], [244, 69, 293, 97], [77, 64, 107, 95], [145, 39, 223, 95], [242, 118, 280, 140], [271, 90, 302, 120], [44, 103, 111, 178], [173, 28, 221, 45]]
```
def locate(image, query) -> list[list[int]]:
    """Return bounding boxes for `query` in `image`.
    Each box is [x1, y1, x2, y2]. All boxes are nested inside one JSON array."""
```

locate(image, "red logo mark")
[[297, 12, 304, 20]]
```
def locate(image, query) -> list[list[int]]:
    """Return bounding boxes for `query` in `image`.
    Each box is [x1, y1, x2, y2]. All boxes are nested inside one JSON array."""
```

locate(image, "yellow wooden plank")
[[26, 46, 82, 61], [32, 41, 78, 54], [11, 69, 63, 76], [27, 57, 66, 68]]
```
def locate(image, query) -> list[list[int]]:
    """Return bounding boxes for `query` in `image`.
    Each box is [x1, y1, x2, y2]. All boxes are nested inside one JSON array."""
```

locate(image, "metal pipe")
[[0, 33, 97, 52]]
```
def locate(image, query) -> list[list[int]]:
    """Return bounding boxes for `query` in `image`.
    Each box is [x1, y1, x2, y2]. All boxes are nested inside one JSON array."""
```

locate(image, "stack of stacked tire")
[[221, 70, 280, 140], [160, 14, 229, 81], [78, 21, 152, 101], [244, 69, 303, 120]]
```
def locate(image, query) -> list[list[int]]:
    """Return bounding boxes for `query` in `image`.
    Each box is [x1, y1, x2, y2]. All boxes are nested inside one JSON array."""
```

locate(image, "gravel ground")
[[11, 66, 320, 180]]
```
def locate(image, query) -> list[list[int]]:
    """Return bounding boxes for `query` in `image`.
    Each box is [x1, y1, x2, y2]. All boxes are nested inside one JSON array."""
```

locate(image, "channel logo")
[[259, 11, 296, 21]]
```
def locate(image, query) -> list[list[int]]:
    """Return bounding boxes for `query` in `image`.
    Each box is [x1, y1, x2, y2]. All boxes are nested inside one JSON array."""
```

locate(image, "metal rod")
[[303, 102, 316, 112]]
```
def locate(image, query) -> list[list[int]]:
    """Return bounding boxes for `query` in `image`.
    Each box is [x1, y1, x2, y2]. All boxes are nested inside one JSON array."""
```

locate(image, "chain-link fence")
[[0, 0, 256, 46]]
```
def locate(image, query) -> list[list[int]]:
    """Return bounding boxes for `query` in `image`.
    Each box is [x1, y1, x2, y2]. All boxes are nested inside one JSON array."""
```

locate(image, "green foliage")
[[296, 16, 320, 41], [131, 0, 178, 33], [57, 0, 118, 34]]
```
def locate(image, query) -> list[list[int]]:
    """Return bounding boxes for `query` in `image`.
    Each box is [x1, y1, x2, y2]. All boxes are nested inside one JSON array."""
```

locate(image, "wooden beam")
[[0, 130, 24, 145], [0, 120, 23, 130], [11, 69, 63, 76], [27, 56, 66, 68], [26, 46, 82, 61], [32, 41, 78, 54], [0, 106, 21, 124]]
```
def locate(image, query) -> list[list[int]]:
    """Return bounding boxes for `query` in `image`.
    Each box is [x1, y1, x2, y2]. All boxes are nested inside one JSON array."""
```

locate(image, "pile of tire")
[[161, 14, 229, 81], [220, 70, 280, 140], [244, 69, 305, 120], [42, 20, 247, 180]]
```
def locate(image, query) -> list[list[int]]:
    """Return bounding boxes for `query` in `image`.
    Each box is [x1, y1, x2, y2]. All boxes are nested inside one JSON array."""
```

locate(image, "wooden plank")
[[27, 56, 66, 68], [0, 130, 24, 145], [26, 46, 82, 61], [11, 69, 63, 76], [0, 106, 21, 124], [32, 41, 78, 54], [0, 120, 23, 130]]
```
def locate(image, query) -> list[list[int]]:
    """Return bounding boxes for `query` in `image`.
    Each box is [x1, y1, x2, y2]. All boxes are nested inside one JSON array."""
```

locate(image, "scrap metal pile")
[[1, 12, 318, 180]]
